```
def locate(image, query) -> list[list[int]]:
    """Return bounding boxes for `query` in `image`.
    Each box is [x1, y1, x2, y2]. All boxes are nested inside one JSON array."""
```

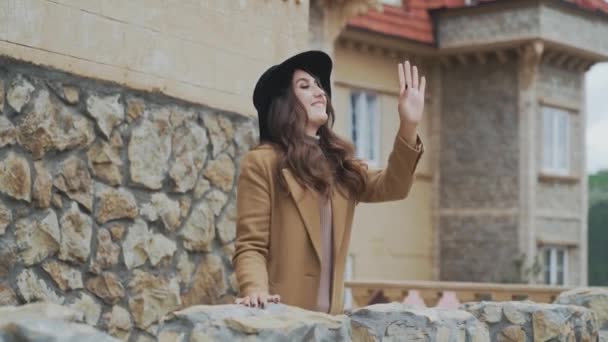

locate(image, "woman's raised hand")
[[235, 292, 281, 309], [397, 61, 426, 127]]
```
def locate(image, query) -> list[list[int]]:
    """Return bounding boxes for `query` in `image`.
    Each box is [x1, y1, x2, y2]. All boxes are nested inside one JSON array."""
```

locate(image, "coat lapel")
[[281, 168, 322, 263]]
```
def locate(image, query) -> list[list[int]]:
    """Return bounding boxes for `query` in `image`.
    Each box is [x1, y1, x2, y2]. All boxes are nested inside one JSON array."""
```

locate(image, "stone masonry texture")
[[0, 57, 258, 341], [439, 59, 520, 282]]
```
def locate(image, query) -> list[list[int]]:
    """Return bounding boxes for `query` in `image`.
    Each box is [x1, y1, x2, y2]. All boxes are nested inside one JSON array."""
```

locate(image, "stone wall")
[[535, 60, 585, 285], [439, 59, 520, 282], [3, 287, 608, 341], [0, 57, 258, 341], [536, 61, 583, 180], [437, 5, 540, 49], [436, 1, 608, 57]]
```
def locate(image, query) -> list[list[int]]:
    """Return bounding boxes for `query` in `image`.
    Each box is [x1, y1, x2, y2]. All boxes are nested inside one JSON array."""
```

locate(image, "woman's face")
[[292, 69, 328, 136]]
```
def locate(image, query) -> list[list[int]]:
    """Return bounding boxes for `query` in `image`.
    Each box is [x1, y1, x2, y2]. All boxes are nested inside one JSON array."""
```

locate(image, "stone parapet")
[[3, 287, 607, 341], [462, 300, 599, 341], [158, 304, 351, 341], [349, 302, 489, 341], [0, 303, 118, 341]]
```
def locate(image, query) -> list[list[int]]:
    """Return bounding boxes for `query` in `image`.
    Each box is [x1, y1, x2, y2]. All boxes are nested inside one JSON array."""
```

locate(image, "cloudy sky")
[[586, 62, 608, 174]]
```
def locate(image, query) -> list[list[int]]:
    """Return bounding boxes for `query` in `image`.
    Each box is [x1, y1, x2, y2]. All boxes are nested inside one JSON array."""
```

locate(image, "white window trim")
[[380, 0, 402, 6], [343, 254, 355, 310], [543, 246, 568, 286], [541, 106, 570, 176], [349, 90, 381, 167]]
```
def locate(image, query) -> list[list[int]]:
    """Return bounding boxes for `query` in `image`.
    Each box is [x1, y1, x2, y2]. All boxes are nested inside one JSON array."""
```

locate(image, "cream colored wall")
[[1, 0, 436, 280], [0, 0, 309, 117], [332, 44, 435, 281]]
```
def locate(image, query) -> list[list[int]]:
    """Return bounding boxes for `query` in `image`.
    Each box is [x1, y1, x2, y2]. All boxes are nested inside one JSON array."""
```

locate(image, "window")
[[350, 91, 380, 165], [381, 0, 402, 6], [343, 254, 354, 310], [542, 106, 570, 175], [543, 246, 568, 285]]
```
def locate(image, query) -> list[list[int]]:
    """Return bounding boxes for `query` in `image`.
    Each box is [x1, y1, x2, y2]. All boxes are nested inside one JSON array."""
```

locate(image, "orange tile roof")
[[347, 0, 608, 45]]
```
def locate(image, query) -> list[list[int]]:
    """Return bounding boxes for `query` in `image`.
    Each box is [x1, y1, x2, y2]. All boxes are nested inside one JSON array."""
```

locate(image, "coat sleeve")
[[359, 133, 424, 203], [232, 150, 271, 296]]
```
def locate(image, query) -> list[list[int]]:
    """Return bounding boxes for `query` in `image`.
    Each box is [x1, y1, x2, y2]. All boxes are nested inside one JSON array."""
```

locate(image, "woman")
[[233, 50, 425, 314]]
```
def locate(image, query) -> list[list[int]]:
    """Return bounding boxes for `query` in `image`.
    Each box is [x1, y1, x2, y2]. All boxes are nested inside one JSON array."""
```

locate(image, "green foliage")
[[590, 170, 608, 206], [589, 170, 608, 189], [588, 170, 608, 286]]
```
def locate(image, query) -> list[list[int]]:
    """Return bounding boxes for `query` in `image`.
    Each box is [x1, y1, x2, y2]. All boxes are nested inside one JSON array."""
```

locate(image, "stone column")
[[429, 62, 443, 281], [517, 41, 544, 283], [308, 0, 381, 56], [579, 70, 589, 286]]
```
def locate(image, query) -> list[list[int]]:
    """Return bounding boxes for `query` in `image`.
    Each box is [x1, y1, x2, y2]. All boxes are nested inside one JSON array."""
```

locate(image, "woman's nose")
[[313, 85, 325, 97]]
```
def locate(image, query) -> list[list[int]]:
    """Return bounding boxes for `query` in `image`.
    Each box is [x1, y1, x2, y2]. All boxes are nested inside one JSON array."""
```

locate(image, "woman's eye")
[[300, 85, 309, 89]]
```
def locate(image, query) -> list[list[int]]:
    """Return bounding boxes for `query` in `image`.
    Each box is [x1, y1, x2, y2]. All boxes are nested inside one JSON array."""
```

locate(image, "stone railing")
[[345, 280, 573, 309], [2, 287, 606, 341]]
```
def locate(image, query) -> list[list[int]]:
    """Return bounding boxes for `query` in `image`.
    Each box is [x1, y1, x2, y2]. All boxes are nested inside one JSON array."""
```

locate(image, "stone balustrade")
[[346, 280, 573, 309]]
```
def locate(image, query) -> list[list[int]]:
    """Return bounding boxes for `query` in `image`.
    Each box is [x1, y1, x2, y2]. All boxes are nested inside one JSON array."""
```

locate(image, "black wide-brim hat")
[[253, 50, 332, 141]]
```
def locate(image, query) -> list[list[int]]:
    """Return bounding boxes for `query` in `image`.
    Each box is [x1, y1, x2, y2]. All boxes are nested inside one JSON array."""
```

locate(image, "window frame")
[[380, 0, 403, 6], [349, 90, 381, 167], [542, 246, 568, 286], [541, 105, 571, 176], [343, 254, 355, 310]]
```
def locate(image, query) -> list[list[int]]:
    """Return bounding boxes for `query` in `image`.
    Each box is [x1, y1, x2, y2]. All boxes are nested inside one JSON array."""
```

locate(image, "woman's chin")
[[309, 112, 328, 125]]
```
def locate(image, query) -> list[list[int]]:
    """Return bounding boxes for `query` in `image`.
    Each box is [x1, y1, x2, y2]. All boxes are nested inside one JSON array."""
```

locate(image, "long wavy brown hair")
[[259, 74, 368, 200]]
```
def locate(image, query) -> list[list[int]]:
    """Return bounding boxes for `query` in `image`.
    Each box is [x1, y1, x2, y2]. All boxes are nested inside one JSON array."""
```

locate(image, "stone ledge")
[[3, 289, 608, 342], [538, 172, 581, 184], [555, 287, 608, 329], [462, 300, 599, 341], [157, 302, 490, 341], [350, 302, 489, 341], [0, 303, 118, 341], [157, 304, 351, 341], [434, 0, 608, 60]]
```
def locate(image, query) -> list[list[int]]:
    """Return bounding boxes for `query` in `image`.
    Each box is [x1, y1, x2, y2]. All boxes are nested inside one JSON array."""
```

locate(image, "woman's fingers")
[[235, 293, 281, 308], [398, 63, 406, 93], [399, 61, 416, 92], [235, 296, 250, 306], [404, 60, 412, 90], [256, 294, 268, 309], [420, 76, 426, 95], [250, 293, 260, 308]]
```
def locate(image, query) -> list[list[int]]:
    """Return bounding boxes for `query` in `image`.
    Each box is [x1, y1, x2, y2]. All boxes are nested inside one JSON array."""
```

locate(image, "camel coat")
[[233, 133, 424, 314]]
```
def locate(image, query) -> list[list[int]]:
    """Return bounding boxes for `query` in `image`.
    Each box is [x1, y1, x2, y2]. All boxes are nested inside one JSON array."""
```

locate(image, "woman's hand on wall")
[[235, 292, 281, 308], [397, 61, 426, 145]]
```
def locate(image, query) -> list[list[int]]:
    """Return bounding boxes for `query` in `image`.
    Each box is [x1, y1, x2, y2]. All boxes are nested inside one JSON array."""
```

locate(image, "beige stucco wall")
[[332, 43, 435, 281], [0, 0, 310, 117], [0, 0, 435, 282]]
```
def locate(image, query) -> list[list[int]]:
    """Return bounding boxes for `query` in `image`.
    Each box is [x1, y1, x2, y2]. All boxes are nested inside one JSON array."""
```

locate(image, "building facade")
[[330, 0, 608, 286], [0, 1, 606, 338]]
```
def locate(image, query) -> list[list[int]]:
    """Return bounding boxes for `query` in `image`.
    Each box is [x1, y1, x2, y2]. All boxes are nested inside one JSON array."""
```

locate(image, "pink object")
[[402, 289, 427, 307], [435, 291, 461, 309]]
